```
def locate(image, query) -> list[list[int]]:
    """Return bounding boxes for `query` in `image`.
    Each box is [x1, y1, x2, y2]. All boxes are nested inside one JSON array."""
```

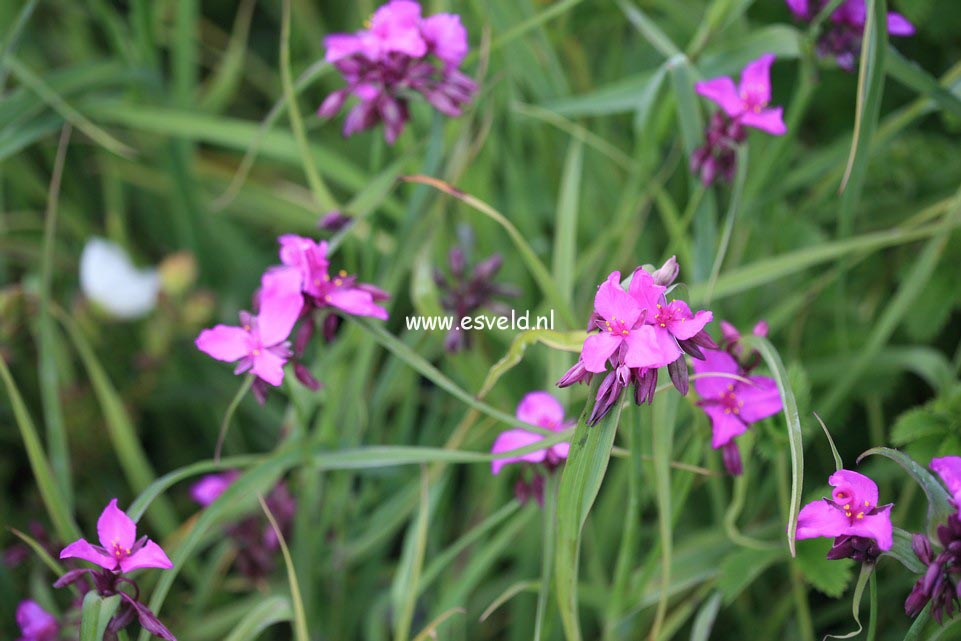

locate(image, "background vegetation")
[[2, 0, 961, 639]]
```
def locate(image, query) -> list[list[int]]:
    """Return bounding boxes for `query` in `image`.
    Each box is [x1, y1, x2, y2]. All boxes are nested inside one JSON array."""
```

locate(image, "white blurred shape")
[[80, 237, 159, 320]]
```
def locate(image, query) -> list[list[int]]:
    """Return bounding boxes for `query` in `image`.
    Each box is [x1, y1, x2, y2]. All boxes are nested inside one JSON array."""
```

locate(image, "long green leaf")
[[740, 336, 804, 556], [555, 378, 624, 641], [0, 355, 79, 542]]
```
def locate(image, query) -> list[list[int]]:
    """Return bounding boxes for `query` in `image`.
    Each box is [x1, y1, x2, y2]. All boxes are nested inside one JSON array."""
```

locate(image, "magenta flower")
[[786, 0, 914, 71], [320, 0, 476, 143], [580, 272, 662, 373], [277, 234, 389, 320], [931, 456, 961, 513], [195, 268, 304, 386], [60, 499, 173, 573], [558, 260, 714, 425], [16, 600, 58, 641], [491, 392, 571, 475], [629, 269, 713, 366], [190, 471, 240, 507], [692, 348, 781, 474], [695, 54, 787, 135], [795, 470, 893, 560]]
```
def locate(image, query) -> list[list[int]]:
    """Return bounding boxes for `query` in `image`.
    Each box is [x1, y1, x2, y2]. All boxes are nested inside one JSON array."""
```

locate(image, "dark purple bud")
[[318, 210, 352, 232], [322, 314, 341, 343], [514, 478, 531, 504], [356, 282, 390, 302], [294, 319, 314, 356], [472, 254, 503, 281], [251, 378, 269, 406], [294, 363, 322, 391], [688, 329, 718, 350], [54, 568, 94, 590], [722, 441, 743, 476], [134, 602, 177, 641], [317, 90, 348, 119], [530, 474, 546, 508], [651, 256, 679, 287], [557, 359, 591, 388], [667, 355, 689, 396], [632, 367, 658, 405], [444, 327, 468, 353], [678, 338, 705, 360], [905, 582, 930, 617], [913, 533, 934, 564], [923, 561, 943, 594]]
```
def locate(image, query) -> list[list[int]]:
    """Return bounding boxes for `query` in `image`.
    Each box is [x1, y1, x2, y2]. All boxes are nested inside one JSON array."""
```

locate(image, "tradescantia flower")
[[319, 0, 476, 143], [558, 258, 714, 425], [15, 600, 58, 641], [795, 470, 893, 562], [786, 0, 914, 71], [692, 54, 786, 186], [491, 391, 572, 506], [277, 234, 389, 320], [692, 348, 781, 476], [904, 456, 961, 623], [195, 268, 304, 387], [56, 500, 176, 640], [491, 392, 571, 475], [61, 499, 172, 574]]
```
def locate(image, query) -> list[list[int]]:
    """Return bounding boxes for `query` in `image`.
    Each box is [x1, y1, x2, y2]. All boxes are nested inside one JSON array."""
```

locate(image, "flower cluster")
[[905, 457, 961, 623], [558, 258, 714, 425], [190, 472, 297, 581], [786, 0, 915, 71], [692, 54, 787, 186], [796, 470, 894, 562], [490, 391, 572, 505], [195, 234, 389, 402], [434, 238, 521, 352], [319, 0, 477, 143], [692, 321, 782, 476], [56, 500, 176, 640]]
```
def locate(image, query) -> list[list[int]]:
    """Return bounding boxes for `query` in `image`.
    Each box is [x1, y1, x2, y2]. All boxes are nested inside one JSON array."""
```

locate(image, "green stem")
[[867, 571, 878, 641], [534, 473, 559, 641], [280, 0, 336, 210], [214, 375, 253, 462]]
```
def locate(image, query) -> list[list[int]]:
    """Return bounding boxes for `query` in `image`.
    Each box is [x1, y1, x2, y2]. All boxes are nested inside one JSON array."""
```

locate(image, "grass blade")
[[259, 494, 310, 641], [740, 336, 804, 556]]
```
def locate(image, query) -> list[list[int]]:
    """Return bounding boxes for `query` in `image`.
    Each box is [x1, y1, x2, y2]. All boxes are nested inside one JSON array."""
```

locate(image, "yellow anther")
[[338, 270, 347, 277], [844, 511, 852, 517], [843, 504, 850, 510], [856, 512, 864, 519]]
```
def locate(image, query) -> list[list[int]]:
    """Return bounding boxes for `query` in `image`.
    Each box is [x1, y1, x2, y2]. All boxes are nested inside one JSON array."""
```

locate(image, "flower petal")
[[516, 391, 565, 430], [627, 267, 666, 313], [490, 429, 547, 475], [829, 469, 879, 508], [624, 324, 676, 369], [370, 0, 427, 59], [739, 53, 775, 106], [421, 13, 468, 66], [581, 332, 623, 373], [704, 405, 748, 448], [847, 505, 893, 551], [251, 349, 287, 387], [795, 499, 851, 540], [594, 271, 642, 327], [666, 302, 712, 340], [16, 600, 58, 638], [740, 107, 787, 135], [886, 12, 915, 36], [97, 498, 137, 551], [324, 33, 366, 63], [931, 456, 961, 506], [551, 442, 571, 461], [121, 539, 173, 572], [325, 287, 389, 319], [785, 0, 811, 19], [692, 348, 740, 400], [258, 267, 304, 346], [195, 325, 250, 362], [737, 376, 782, 423], [694, 76, 743, 117], [60, 538, 115, 570]]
